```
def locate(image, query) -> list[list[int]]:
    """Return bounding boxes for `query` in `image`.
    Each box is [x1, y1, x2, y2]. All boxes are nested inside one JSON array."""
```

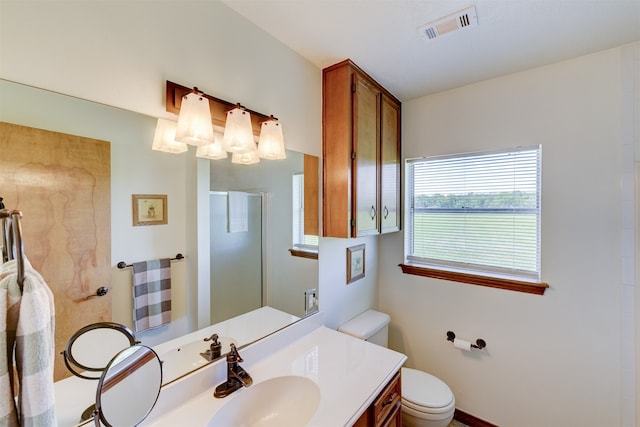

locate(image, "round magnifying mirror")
[[95, 344, 162, 427], [62, 322, 137, 380]]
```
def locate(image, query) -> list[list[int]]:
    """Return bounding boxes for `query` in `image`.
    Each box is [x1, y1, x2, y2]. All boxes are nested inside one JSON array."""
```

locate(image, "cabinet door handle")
[[383, 206, 389, 219], [370, 205, 376, 220], [381, 393, 395, 408]]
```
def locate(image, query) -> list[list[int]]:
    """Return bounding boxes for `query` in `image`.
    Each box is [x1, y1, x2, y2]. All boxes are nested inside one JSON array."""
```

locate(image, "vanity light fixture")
[[151, 118, 188, 154], [222, 105, 256, 154], [196, 134, 228, 160], [160, 81, 287, 165], [175, 89, 215, 146], [257, 115, 286, 160], [232, 149, 260, 165]]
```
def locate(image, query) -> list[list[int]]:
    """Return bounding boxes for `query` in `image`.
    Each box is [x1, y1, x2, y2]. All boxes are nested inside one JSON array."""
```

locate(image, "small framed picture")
[[347, 244, 365, 284], [132, 194, 167, 226]]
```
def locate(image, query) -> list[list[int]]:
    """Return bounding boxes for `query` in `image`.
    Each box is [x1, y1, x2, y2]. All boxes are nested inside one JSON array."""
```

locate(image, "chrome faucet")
[[214, 343, 253, 398]]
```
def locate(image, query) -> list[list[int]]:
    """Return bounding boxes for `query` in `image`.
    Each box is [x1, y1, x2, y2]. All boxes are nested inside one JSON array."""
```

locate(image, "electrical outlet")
[[304, 288, 318, 315]]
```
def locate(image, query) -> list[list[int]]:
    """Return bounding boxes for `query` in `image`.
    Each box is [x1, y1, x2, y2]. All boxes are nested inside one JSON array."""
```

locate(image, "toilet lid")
[[401, 368, 454, 410]]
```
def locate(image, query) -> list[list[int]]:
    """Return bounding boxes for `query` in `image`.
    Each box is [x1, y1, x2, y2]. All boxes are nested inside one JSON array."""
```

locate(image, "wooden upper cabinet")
[[353, 74, 380, 236], [322, 59, 401, 238], [380, 95, 401, 234]]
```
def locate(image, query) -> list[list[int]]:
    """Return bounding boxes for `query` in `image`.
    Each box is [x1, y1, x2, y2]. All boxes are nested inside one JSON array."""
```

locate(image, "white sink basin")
[[208, 376, 321, 427]]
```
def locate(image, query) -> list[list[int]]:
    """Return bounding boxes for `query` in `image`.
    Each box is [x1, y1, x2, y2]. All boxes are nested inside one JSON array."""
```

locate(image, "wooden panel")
[[353, 371, 402, 427], [453, 409, 500, 427], [0, 122, 111, 380], [353, 74, 380, 237], [322, 63, 352, 238], [303, 154, 319, 236], [354, 407, 371, 427], [380, 403, 401, 427], [399, 263, 549, 295], [372, 371, 401, 427], [165, 80, 269, 137], [380, 95, 401, 233]]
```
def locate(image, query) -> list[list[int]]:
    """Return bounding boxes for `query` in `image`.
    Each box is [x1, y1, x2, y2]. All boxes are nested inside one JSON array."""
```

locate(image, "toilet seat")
[[402, 402, 453, 421], [401, 367, 455, 414]]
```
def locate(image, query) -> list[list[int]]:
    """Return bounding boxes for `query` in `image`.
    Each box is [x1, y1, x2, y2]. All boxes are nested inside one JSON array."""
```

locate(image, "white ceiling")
[[222, 0, 640, 101]]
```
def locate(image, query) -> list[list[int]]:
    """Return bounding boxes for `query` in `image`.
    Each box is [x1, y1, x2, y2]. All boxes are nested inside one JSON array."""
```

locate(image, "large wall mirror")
[[209, 149, 319, 324], [0, 79, 319, 425]]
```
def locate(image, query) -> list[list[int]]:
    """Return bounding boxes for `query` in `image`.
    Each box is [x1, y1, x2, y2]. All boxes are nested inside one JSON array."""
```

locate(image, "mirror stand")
[[60, 323, 164, 425], [94, 345, 163, 427]]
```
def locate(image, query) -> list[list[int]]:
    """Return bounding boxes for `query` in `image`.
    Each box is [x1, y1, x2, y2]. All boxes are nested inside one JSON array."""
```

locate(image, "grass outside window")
[[403, 146, 548, 294]]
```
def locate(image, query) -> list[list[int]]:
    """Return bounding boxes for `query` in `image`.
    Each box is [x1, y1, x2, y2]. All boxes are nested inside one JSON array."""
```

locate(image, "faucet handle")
[[204, 333, 219, 344], [227, 343, 243, 363], [204, 334, 222, 359]]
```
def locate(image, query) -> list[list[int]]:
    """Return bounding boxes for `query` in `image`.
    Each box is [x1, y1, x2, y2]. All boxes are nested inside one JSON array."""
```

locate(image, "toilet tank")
[[338, 310, 390, 347]]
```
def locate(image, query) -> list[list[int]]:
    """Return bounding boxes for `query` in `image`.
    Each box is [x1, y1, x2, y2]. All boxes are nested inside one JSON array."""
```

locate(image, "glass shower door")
[[210, 191, 263, 324]]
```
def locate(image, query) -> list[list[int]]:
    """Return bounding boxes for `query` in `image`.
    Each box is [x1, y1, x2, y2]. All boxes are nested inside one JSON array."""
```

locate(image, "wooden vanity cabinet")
[[322, 59, 401, 238], [354, 371, 402, 427]]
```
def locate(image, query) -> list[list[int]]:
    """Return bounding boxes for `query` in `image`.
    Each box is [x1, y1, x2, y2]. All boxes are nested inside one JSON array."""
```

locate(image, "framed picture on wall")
[[132, 194, 167, 226], [347, 244, 365, 284]]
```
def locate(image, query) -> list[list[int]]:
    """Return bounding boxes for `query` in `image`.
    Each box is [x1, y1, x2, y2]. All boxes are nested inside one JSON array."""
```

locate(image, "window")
[[292, 173, 319, 249], [403, 146, 547, 294]]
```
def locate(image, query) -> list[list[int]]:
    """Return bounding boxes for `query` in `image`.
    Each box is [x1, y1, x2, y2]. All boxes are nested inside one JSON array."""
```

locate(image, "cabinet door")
[[380, 95, 401, 233], [353, 74, 380, 236]]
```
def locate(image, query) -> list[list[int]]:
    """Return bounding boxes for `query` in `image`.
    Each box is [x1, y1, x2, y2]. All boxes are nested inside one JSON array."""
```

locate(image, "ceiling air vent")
[[417, 5, 478, 41]]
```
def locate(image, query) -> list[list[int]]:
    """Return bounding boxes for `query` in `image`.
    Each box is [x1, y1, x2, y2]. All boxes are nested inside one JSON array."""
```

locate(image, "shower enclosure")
[[210, 191, 264, 325]]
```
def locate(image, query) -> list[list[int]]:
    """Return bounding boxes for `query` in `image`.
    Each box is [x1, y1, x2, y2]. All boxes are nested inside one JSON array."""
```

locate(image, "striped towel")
[[0, 258, 56, 427], [132, 258, 171, 333]]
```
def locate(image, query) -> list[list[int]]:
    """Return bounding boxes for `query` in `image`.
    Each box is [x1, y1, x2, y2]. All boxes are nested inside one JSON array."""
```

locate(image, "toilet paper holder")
[[446, 331, 486, 350]]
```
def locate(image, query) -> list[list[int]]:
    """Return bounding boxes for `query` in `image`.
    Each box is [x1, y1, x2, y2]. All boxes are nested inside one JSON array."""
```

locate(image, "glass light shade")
[[151, 119, 188, 153], [196, 137, 228, 160], [175, 92, 214, 146], [231, 147, 260, 165], [257, 119, 286, 160], [222, 107, 255, 153]]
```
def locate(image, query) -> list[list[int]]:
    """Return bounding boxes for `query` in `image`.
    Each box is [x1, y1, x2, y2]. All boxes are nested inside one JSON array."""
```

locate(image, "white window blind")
[[406, 146, 541, 281]]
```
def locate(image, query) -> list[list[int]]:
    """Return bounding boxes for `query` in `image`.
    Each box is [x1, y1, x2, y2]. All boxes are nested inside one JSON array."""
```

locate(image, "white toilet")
[[338, 310, 455, 427]]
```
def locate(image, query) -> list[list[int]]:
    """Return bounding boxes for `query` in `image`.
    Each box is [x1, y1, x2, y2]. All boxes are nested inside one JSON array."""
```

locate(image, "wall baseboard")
[[454, 409, 499, 427]]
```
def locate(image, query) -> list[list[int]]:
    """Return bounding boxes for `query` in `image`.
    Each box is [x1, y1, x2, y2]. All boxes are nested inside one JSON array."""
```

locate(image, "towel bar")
[[1, 204, 26, 290], [117, 253, 184, 269]]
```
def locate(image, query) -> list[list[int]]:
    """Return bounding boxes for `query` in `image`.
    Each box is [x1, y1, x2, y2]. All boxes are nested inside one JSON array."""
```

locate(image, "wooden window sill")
[[289, 248, 318, 260], [398, 263, 548, 295]]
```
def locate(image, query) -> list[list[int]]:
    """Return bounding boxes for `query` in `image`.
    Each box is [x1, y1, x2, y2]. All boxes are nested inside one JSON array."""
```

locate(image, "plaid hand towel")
[[0, 258, 56, 427], [132, 258, 172, 333]]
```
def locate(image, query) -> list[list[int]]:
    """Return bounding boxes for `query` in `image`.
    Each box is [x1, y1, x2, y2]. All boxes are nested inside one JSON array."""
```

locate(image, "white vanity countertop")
[[154, 306, 300, 384], [54, 374, 97, 427], [145, 324, 407, 426], [152, 306, 300, 356], [53, 306, 302, 427]]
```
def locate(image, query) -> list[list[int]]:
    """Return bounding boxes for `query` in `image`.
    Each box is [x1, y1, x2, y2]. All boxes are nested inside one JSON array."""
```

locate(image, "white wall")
[[0, 1, 322, 345], [0, 1, 321, 158], [320, 235, 379, 330], [620, 43, 639, 427], [379, 46, 635, 426]]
